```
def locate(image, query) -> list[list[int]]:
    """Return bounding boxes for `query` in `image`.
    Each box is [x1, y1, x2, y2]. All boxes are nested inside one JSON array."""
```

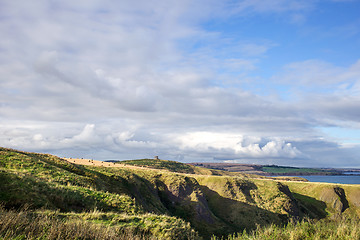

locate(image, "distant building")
[[154, 156, 159, 160]]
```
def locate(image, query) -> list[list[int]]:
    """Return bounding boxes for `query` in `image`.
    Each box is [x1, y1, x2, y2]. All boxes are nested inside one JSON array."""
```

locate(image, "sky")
[[1, 0, 360, 167]]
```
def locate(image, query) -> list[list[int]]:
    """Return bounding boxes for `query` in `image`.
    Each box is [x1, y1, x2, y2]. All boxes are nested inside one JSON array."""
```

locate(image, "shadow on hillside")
[[293, 193, 328, 219], [197, 185, 288, 238], [75, 167, 170, 214]]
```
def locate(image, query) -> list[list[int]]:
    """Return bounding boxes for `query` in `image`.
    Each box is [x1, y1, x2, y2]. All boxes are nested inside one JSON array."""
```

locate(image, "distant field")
[[262, 166, 326, 174], [190, 162, 342, 176]]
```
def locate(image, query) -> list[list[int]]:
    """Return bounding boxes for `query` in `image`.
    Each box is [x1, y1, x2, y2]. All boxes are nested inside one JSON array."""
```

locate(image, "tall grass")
[[0, 205, 199, 240], [213, 217, 360, 240], [0, 206, 152, 240]]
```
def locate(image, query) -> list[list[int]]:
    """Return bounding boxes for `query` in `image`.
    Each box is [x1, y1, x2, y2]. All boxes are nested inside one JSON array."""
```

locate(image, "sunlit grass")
[[213, 217, 360, 240], [0, 206, 150, 240], [0, 206, 198, 240]]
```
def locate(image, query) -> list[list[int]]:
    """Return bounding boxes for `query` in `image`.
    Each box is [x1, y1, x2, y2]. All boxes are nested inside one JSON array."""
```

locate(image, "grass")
[[0, 165, 141, 213], [0, 205, 198, 240], [285, 181, 360, 218], [0, 205, 146, 240], [119, 159, 196, 174], [119, 158, 264, 178], [0, 148, 199, 239], [1, 147, 360, 239], [213, 217, 360, 240], [262, 166, 326, 174]]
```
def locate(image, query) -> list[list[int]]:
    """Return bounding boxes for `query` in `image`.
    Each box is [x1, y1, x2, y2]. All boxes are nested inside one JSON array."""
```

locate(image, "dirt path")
[[64, 158, 119, 167]]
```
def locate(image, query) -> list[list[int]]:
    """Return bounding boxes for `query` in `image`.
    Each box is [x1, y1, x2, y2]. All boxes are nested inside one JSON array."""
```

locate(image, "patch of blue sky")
[[185, 0, 360, 102], [201, 1, 359, 67], [319, 127, 360, 145]]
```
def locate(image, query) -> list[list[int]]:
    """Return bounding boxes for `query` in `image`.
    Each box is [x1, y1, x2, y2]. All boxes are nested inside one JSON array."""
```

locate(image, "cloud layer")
[[1, 0, 360, 167]]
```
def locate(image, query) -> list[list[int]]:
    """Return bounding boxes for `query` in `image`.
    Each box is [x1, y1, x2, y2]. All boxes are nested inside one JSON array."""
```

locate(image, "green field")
[[262, 166, 328, 174]]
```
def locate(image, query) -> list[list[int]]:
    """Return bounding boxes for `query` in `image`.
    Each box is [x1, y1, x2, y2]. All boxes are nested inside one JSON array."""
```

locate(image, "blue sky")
[[1, 0, 360, 167]]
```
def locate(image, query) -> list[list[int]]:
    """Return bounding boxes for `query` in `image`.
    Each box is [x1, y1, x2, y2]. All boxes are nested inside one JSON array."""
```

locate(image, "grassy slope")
[[286, 181, 360, 218], [120, 159, 196, 174], [1, 147, 360, 239], [0, 148, 197, 239]]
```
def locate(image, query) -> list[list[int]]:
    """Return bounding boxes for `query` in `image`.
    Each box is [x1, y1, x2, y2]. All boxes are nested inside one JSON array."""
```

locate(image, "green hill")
[[118, 158, 249, 176], [119, 158, 196, 173], [1, 147, 360, 239]]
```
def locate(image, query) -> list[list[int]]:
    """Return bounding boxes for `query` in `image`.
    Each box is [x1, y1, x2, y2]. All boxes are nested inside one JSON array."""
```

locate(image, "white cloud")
[[0, 0, 359, 167], [174, 131, 302, 159], [62, 124, 98, 144]]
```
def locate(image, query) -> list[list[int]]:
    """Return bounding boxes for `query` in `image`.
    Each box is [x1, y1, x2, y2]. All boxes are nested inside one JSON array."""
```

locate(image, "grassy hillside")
[[119, 159, 196, 174], [1, 147, 360, 239], [119, 158, 244, 176], [0, 148, 197, 239]]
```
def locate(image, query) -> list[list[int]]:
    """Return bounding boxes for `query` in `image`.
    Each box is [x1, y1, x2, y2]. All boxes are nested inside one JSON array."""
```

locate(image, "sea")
[[291, 174, 360, 185]]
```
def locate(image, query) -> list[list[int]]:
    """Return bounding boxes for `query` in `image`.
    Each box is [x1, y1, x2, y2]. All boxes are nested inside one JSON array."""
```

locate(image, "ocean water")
[[297, 175, 360, 185]]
